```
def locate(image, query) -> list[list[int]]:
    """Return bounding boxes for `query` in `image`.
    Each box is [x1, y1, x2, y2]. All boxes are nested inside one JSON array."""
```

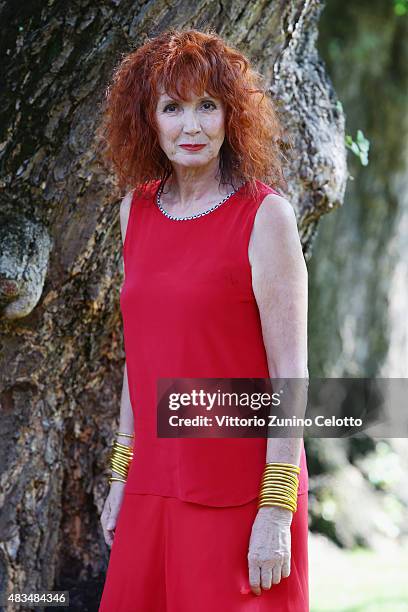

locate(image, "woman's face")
[[154, 88, 225, 169]]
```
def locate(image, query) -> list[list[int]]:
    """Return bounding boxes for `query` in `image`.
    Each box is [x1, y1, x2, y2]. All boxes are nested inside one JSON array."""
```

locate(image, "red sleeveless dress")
[[99, 178, 309, 612], [120, 178, 308, 504]]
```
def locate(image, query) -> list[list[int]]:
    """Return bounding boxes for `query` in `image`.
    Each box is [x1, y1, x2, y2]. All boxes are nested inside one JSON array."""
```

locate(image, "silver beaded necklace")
[[156, 179, 246, 221]]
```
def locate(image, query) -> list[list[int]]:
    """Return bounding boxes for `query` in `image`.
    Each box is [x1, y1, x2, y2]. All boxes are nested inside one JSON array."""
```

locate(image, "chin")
[[177, 158, 208, 166]]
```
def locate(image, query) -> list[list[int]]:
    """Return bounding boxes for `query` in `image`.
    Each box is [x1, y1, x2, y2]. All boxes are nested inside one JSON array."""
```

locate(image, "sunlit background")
[[308, 1, 408, 609]]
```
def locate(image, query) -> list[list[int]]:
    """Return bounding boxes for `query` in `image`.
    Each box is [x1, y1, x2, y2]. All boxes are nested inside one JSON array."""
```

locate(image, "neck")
[[163, 164, 237, 209]]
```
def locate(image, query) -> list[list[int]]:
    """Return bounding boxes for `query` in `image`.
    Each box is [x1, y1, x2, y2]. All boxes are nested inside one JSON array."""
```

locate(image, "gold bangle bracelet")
[[262, 470, 299, 480], [259, 494, 297, 504], [262, 476, 298, 486], [260, 486, 298, 498], [260, 485, 298, 494], [259, 495, 297, 505], [261, 476, 298, 488], [111, 462, 129, 474], [261, 472, 299, 482], [262, 471, 299, 480], [112, 448, 131, 459], [110, 456, 132, 467], [116, 432, 134, 438], [111, 443, 133, 452], [110, 451, 132, 463], [258, 461, 301, 512], [113, 441, 134, 451], [260, 486, 297, 494], [111, 458, 130, 472], [108, 438, 134, 485], [259, 493, 296, 501], [113, 439, 133, 447], [260, 482, 298, 495], [261, 480, 298, 492], [110, 455, 131, 468], [110, 467, 127, 478], [264, 467, 300, 474], [263, 464, 300, 473], [110, 447, 133, 458], [111, 459, 129, 471], [110, 451, 133, 461], [111, 467, 128, 477], [262, 468, 299, 478], [265, 462, 300, 472]]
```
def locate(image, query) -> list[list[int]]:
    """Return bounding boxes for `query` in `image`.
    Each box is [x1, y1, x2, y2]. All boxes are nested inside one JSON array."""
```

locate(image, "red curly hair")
[[96, 27, 290, 200]]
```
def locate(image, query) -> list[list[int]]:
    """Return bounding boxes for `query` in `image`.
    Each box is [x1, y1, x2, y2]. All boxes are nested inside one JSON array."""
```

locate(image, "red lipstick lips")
[[180, 144, 206, 151]]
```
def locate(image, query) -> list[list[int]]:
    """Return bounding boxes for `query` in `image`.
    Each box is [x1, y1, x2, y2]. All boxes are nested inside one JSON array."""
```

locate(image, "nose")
[[182, 109, 201, 133]]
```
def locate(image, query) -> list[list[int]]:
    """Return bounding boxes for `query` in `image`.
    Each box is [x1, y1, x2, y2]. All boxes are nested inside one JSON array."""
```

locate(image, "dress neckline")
[[154, 178, 247, 221]]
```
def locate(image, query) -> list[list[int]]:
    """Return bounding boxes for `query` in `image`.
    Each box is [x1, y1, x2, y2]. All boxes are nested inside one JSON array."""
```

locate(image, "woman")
[[97, 27, 309, 611]]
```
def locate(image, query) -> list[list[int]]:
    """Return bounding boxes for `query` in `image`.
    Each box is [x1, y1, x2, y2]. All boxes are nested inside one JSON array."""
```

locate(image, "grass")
[[309, 536, 408, 611]]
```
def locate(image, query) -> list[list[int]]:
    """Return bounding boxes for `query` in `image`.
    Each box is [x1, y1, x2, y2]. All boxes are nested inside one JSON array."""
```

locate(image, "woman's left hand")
[[247, 505, 293, 596]]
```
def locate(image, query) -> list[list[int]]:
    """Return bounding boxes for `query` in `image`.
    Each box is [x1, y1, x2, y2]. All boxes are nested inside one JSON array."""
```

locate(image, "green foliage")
[[393, 0, 408, 16], [335, 100, 370, 167], [345, 129, 370, 166]]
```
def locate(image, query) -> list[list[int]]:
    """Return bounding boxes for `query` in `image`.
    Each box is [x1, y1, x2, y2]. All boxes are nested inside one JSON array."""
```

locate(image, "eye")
[[162, 100, 217, 113], [163, 103, 178, 113], [202, 101, 217, 111]]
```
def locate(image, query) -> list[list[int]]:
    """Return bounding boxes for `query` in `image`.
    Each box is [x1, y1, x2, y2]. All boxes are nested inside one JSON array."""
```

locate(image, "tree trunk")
[[0, 1, 346, 609], [310, 0, 408, 377], [307, 0, 408, 553]]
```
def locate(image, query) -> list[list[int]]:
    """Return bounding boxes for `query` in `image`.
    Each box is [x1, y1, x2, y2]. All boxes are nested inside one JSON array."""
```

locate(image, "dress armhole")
[[122, 189, 137, 269], [247, 186, 281, 267]]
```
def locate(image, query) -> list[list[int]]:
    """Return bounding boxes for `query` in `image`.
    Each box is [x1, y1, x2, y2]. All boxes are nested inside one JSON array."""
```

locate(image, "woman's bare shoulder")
[[248, 193, 303, 270], [255, 193, 296, 228], [252, 193, 298, 246]]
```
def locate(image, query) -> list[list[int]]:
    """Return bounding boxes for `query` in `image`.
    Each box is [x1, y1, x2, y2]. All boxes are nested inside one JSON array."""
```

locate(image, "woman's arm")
[[114, 361, 134, 449], [249, 192, 308, 470], [100, 191, 136, 545], [246, 193, 309, 595], [114, 191, 136, 454]]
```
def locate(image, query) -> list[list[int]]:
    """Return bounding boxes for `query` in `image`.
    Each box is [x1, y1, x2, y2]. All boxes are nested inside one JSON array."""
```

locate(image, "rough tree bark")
[[0, 1, 346, 610]]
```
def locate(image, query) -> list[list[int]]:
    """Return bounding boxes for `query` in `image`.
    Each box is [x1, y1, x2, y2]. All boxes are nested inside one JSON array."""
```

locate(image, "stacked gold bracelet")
[[257, 462, 300, 512], [108, 431, 134, 484]]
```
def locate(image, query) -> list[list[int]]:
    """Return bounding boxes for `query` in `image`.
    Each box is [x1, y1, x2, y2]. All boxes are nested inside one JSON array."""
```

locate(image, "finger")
[[101, 523, 112, 547], [248, 559, 261, 596], [101, 506, 115, 546], [260, 566, 272, 590], [272, 564, 282, 585], [100, 500, 110, 524], [106, 503, 120, 532], [105, 501, 117, 533], [103, 529, 112, 546], [281, 556, 291, 578]]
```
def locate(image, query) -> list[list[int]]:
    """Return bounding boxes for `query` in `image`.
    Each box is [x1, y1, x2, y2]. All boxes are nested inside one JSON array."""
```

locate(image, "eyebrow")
[[159, 95, 216, 104]]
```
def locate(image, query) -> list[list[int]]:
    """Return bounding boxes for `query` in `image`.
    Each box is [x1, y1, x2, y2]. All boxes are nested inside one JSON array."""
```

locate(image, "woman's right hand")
[[100, 481, 126, 547]]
